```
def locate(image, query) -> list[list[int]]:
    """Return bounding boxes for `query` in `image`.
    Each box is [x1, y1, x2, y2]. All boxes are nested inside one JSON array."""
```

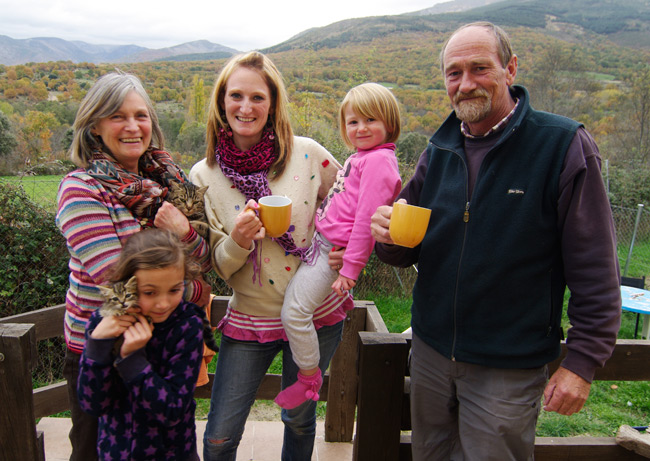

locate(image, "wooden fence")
[[0, 297, 387, 461], [353, 331, 650, 460]]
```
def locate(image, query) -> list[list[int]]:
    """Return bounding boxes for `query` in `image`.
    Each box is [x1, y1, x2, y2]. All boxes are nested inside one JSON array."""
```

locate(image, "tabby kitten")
[[98, 276, 139, 317], [98, 275, 219, 353], [165, 182, 209, 239]]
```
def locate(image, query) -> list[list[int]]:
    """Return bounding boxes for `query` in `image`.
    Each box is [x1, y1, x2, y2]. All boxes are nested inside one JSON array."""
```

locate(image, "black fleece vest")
[[412, 87, 580, 369]]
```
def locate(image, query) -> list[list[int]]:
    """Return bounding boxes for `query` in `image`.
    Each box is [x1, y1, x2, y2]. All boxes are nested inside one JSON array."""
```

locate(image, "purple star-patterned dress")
[[78, 300, 204, 460]]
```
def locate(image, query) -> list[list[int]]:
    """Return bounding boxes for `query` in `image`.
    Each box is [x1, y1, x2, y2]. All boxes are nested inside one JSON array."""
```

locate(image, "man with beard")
[[370, 22, 621, 460]]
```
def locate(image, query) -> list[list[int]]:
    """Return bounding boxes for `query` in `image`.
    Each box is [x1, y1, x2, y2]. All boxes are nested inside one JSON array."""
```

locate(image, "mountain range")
[[0, 36, 239, 66], [1, 0, 649, 66]]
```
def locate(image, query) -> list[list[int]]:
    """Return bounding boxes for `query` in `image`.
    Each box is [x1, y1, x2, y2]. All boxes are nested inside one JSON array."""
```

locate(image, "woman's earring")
[[220, 114, 233, 137], [220, 125, 233, 138]]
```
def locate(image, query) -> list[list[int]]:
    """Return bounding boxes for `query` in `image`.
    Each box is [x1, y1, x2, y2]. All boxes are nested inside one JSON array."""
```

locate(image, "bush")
[[607, 164, 650, 208], [0, 182, 69, 316], [26, 159, 76, 176]]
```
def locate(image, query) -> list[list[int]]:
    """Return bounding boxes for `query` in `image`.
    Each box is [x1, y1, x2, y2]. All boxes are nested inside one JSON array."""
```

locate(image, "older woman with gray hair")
[[56, 71, 210, 460]]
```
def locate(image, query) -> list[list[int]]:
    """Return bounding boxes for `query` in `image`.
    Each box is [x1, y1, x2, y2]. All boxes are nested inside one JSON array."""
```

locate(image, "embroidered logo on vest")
[[507, 189, 525, 195]]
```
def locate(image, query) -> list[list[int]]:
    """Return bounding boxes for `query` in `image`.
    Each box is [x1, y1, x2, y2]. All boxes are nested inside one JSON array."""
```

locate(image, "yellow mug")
[[389, 202, 431, 248], [258, 195, 292, 238]]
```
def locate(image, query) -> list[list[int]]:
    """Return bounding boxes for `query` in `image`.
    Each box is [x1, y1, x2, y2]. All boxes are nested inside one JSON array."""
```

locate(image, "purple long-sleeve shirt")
[[78, 301, 203, 460]]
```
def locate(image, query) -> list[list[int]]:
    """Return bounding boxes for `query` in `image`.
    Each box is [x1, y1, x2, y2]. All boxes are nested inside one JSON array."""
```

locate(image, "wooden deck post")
[[325, 306, 366, 442], [0, 323, 43, 461], [353, 332, 409, 461]]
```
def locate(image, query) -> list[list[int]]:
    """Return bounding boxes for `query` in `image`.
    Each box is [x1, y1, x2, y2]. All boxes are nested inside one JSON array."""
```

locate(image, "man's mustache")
[[453, 89, 490, 104]]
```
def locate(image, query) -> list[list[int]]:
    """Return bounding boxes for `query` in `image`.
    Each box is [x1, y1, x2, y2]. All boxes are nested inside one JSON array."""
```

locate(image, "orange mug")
[[389, 202, 431, 248], [258, 195, 292, 238]]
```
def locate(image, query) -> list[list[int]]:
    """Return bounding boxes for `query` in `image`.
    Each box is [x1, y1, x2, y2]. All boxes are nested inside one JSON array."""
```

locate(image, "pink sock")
[[274, 369, 323, 410]]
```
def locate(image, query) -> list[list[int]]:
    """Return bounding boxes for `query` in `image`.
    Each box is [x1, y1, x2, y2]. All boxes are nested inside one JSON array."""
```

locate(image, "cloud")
[[0, 0, 443, 50]]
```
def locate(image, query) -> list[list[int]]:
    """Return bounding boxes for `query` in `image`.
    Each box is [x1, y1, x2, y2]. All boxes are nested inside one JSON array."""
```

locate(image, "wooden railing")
[[353, 331, 650, 460], [0, 297, 386, 461], [6, 299, 647, 460]]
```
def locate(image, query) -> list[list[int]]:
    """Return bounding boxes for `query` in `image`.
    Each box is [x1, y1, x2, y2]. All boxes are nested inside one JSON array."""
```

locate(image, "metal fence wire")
[[1, 178, 649, 388]]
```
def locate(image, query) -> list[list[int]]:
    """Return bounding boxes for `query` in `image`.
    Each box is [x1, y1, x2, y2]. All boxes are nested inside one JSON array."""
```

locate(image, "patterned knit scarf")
[[86, 147, 189, 226], [215, 128, 312, 284]]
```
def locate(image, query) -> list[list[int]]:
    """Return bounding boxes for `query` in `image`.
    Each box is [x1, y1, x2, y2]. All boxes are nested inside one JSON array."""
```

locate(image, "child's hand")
[[332, 274, 356, 297], [120, 314, 154, 358], [328, 246, 345, 271], [91, 311, 139, 340]]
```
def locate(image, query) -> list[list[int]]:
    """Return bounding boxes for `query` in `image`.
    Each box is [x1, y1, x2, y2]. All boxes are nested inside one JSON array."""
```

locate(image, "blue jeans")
[[203, 321, 344, 461]]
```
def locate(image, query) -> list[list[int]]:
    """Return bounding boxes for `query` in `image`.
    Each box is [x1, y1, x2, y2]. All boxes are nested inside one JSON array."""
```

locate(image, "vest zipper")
[[451, 165, 471, 362]]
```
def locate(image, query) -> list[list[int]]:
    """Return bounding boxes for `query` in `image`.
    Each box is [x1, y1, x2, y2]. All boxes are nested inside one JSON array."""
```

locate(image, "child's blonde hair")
[[108, 228, 201, 283], [339, 83, 401, 149]]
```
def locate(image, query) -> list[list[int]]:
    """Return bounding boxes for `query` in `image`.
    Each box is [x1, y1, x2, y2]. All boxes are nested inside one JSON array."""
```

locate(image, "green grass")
[[619, 239, 650, 279], [1, 175, 61, 211], [536, 299, 650, 436], [372, 293, 412, 333]]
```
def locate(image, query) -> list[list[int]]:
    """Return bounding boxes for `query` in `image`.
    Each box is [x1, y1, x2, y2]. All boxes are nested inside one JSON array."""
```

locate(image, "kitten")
[[166, 182, 210, 239], [98, 276, 140, 355], [98, 276, 139, 317], [98, 275, 219, 353]]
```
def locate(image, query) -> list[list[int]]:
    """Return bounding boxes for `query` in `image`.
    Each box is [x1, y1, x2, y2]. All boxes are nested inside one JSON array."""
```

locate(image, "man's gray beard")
[[453, 97, 491, 123]]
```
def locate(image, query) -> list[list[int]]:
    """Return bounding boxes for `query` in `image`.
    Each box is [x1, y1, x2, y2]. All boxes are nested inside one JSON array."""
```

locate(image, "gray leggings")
[[281, 232, 339, 370]]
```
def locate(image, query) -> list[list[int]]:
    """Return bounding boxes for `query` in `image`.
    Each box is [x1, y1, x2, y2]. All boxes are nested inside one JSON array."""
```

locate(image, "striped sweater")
[[56, 169, 210, 353]]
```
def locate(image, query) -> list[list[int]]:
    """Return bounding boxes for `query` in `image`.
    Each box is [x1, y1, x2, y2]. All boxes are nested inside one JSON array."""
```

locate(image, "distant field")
[[0, 175, 62, 211], [585, 71, 617, 82]]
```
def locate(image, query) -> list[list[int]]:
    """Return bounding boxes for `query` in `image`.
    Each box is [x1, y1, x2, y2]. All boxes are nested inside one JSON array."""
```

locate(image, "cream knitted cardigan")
[[190, 136, 340, 318]]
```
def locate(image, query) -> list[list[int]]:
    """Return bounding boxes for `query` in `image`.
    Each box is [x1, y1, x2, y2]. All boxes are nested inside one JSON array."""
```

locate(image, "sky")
[[0, 0, 447, 51]]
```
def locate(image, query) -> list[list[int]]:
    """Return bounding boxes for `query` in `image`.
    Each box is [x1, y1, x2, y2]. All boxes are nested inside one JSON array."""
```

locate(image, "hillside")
[[265, 0, 650, 53], [2, 0, 649, 65], [0, 0, 649, 205], [409, 0, 503, 15]]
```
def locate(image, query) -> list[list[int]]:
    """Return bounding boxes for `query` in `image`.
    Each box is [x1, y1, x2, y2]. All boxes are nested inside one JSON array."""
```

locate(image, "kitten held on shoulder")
[[98, 276, 139, 317], [98, 264, 219, 353]]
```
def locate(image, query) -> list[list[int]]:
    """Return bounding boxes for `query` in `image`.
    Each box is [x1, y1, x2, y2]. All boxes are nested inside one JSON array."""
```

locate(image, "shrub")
[[0, 182, 69, 316], [26, 159, 76, 176]]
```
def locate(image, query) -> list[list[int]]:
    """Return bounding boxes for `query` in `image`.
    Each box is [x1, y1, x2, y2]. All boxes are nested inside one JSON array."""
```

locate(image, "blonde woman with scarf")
[[190, 51, 350, 461]]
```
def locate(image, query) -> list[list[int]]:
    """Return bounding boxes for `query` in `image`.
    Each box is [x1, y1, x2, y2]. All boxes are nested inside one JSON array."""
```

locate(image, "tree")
[[609, 66, 650, 166], [0, 111, 18, 158], [396, 131, 428, 165], [176, 121, 207, 160], [14, 111, 60, 164], [627, 66, 650, 164], [520, 43, 589, 119], [187, 75, 207, 124]]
